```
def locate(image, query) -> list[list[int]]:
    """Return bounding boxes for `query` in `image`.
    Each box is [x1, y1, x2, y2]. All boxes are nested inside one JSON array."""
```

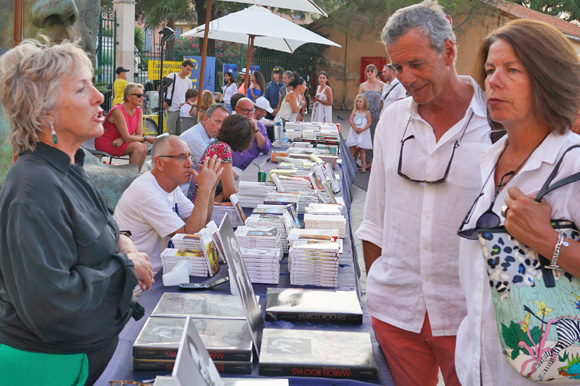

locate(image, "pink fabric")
[[95, 104, 141, 156], [372, 314, 461, 386]]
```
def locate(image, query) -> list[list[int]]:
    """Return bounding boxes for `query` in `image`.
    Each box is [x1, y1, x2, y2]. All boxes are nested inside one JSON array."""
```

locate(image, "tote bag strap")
[[535, 144, 580, 202]]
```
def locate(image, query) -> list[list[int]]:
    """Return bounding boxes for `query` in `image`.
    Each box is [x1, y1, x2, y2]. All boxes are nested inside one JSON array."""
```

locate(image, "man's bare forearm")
[[362, 240, 382, 274]]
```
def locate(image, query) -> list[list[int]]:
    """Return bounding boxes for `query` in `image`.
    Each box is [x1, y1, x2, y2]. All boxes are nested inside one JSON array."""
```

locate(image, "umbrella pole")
[[14, 0, 23, 46], [196, 0, 213, 123], [244, 35, 255, 92]]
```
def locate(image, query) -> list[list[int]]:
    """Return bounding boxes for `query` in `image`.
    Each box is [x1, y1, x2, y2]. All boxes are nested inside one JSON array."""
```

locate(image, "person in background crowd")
[[455, 19, 580, 386], [187, 115, 253, 203], [264, 66, 284, 119], [163, 60, 194, 135], [95, 82, 155, 171], [275, 71, 295, 117], [379, 64, 406, 118], [356, 1, 491, 385], [358, 64, 385, 171], [216, 71, 238, 109], [114, 135, 222, 275], [238, 68, 248, 95], [346, 94, 372, 172], [113, 66, 130, 106], [180, 104, 230, 167], [198, 90, 216, 122], [180, 88, 198, 118], [278, 74, 307, 123], [232, 97, 272, 173], [247, 70, 265, 102], [311, 71, 333, 123], [230, 93, 246, 113], [0, 40, 153, 385]]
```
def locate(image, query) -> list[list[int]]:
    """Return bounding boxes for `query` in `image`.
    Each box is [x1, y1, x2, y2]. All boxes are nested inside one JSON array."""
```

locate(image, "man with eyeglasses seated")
[[114, 135, 223, 275], [355, 1, 491, 386], [232, 97, 271, 173]]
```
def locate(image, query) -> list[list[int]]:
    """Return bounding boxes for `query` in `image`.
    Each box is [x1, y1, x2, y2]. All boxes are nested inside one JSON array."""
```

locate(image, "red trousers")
[[372, 313, 461, 386]]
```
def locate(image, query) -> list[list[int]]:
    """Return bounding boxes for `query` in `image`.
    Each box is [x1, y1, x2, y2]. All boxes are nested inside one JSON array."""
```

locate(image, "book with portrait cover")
[[133, 316, 253, 362], [133, 358, 252, 374], [265, 288, 362, 324], [151, 293, 246, 320], [258, 329, 377, 380]]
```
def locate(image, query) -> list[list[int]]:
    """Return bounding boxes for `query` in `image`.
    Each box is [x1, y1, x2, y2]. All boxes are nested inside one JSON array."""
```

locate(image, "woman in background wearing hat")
[[238, 68, 248, 95], [113, 66, 130, 106]]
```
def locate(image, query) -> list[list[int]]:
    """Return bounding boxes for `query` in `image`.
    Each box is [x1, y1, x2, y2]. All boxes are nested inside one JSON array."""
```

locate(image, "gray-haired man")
[[356, 1, 490, 385]]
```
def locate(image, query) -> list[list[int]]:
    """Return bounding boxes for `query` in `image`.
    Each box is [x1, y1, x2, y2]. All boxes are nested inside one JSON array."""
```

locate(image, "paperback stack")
[[211, 201, 244, 228], [259, 329, 378, 380], [289, 240, 340, 287], [265, 192, 317, 214], [245, 213, 296, 254], [287, 228, 339, 248], [304, 203, 345, 217], [234, 226, 282, 254], [239, 247, 281, 284], [237, 181, 276, 209], [276, 175, 312, 192], [160, 248, 209, 277], [133, 293, 253, 374], [304, 214, 347, 238]]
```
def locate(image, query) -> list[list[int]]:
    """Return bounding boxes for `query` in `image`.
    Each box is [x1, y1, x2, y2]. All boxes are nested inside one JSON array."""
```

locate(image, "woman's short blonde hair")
[[475, 19, 580, 133], [123, 83, 144, 102], [200, 90, 216, 111], [0, 39, 93, 154]]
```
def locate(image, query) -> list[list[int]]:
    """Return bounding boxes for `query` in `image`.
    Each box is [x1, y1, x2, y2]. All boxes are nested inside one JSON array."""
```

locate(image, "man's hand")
[[193, 154, 223, 192], [127, 252, 154, 291]]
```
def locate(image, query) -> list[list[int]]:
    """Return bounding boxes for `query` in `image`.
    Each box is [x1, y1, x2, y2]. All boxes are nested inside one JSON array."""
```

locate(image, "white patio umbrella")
[[182, 5, 340, 91], [219, 0, 328, 17]]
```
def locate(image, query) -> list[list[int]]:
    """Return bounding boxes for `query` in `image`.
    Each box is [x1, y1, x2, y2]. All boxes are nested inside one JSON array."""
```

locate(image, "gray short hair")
[[205, 103, 229, 118], [150, 134, 178, 162], [123, 83, 144, 102], [381, 0, 455, 53], [0, 39, 92, 154]]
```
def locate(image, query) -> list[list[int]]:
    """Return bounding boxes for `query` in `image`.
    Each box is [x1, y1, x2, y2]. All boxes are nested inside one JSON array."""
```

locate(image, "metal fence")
[[96, 1, 117, 112]]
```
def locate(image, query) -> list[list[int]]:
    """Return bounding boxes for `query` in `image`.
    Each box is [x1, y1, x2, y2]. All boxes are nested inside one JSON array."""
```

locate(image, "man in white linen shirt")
[[379, 64, 406, 118], [163, 59, 194, 135], [114, 135, 222, 275], [355, 1, 491, 385]]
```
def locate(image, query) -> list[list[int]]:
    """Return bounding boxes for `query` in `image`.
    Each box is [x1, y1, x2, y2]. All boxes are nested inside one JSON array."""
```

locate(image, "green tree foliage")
[[516, 0, 580, 23]]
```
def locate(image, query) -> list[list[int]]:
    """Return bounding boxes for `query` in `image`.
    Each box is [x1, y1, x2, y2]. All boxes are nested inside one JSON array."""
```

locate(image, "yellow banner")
[[147, 60, 183, 80]]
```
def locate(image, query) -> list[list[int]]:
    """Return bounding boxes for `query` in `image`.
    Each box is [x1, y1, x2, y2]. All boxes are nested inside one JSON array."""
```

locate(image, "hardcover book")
[[151, 293, 246, 320], [265, 288, 362, 324], [133, 316, 253, 362], [134, 358, 252, 374], [259, 329, 378, 380]]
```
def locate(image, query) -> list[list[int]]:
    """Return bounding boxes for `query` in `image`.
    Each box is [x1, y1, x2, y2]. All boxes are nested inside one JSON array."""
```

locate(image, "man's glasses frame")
[[397, 112, 473, 184], [157, 154, 194, 163], [237, 107, 255, 114]]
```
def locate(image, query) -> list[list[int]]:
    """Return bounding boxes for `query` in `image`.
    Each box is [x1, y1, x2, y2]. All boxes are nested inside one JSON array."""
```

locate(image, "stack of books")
[[304, 214, 347, 238], [237, 181, 276, 209], [265, 192, 317, 214], [160, 248, 209, 277], [304, 203, 344, 216], [289, 240, 340, 287], [276, 175, 312, 192], [234, 226, 282, 254], [239, 247, 281, 284], [287, 228, 340, 249], [245, 213, 296, 254], [132, 293, 253, 374], [211, 196, 246, 228]]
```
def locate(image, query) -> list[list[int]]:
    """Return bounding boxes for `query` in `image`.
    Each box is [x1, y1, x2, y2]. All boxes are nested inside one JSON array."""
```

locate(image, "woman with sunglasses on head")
[[455, 20, 580, 386], [0, 40, 153, 385], [358, 64, 385, 171], [95, 82, 155, 171]]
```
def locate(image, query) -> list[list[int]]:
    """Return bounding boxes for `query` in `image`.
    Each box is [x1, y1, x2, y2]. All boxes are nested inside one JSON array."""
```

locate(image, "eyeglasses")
[[157, 153, 194, 163], [131, 93, 145, 98], [109, 381, 149, 386], [237, 107, 255, 114], [457, 170, 515, 240], [398, 112, 473, 184]]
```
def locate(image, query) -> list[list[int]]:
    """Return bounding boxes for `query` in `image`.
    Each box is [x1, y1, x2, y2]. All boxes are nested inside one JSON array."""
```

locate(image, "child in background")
[[180, 89, 198, 117], [198, 90, 216, 121], [345, 94, 372, 173]]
